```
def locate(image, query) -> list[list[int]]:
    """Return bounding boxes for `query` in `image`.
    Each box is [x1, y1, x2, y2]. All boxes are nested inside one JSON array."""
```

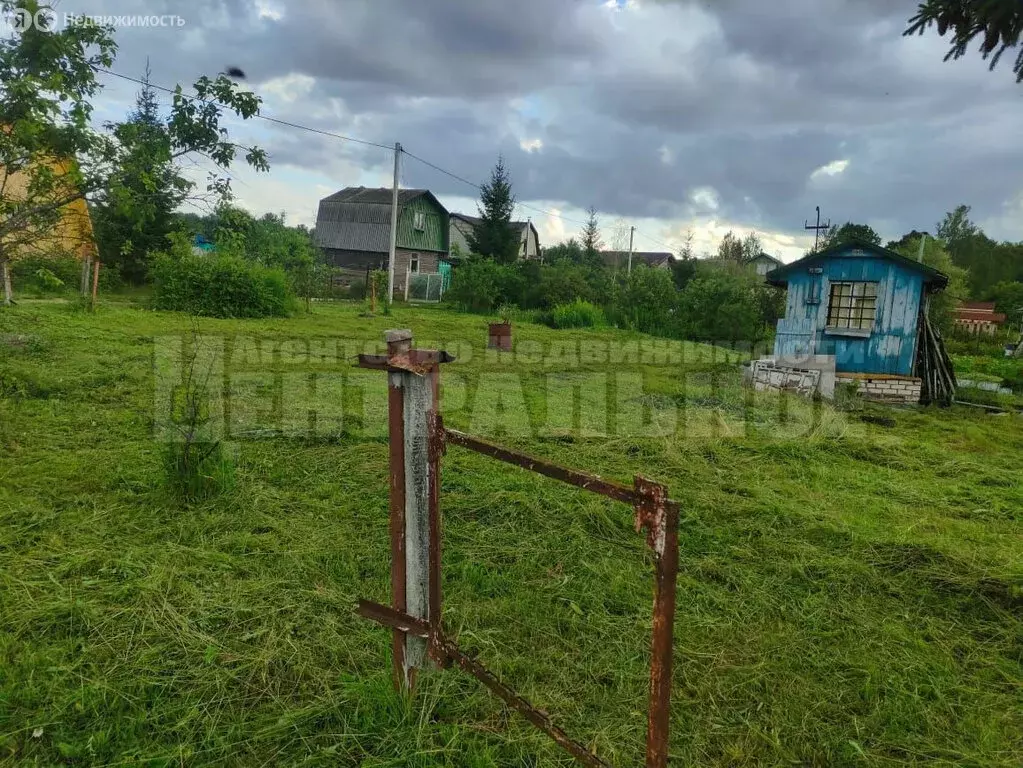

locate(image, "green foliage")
[[0, 0, 116, 305], [717, 230, 744, 262], [544, 238, 585, 265], [608, 265, 680, 336], [893, 235, 969, 335], [987, 281, 1023, 320], [0, 3, 267, 303], [679, 264, 774, 342], [905, 0, 1023, 82], [446, 258, 524, 313], [32, 267, 64, 292], [953, 353, 1023, 392], [521, 262, 594, 310], [671, 253, 699, 291], [580, 207, 604, 268], [92, 68, 190, 284], [150, 247, 292, 318], [549, 299, 606, 329], [467, 157, 519, 264], [11, 256, 79, 291], [368, 269, 389, 309], [822, 222, 883, 250], [936, 205, 1023, 296], [160, 329, 236, 500], [172, 207, 327, 308]]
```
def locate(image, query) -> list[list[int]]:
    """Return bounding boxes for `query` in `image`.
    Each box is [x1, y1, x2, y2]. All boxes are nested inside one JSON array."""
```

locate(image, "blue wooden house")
[[766, 238, 948, 377]]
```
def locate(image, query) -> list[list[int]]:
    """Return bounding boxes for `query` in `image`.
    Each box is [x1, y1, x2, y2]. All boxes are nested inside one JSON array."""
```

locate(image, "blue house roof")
[[766, 238, 949, 290]]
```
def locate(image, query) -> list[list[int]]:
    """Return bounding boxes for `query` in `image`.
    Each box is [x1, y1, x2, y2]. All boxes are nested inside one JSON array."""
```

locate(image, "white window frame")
[[826, 281, 878, 332], [409, 255, 420, 274], [413, 211, 426, 231]]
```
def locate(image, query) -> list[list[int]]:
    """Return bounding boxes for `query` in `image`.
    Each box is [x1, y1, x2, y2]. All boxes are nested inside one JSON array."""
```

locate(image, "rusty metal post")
[[426, 371, 445, 661], [385, 330, 410, 689], [635, 477, 680, 768], [379, 329, 446, 689], [91, 258, 100, 309]]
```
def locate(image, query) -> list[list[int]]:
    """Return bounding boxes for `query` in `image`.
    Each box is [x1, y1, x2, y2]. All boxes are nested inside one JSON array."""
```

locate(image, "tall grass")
[[0, 299, 1020, 766]]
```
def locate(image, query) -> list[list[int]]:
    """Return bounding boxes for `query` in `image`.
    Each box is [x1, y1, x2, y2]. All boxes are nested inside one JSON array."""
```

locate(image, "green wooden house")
[[314, 187, 449, 294]]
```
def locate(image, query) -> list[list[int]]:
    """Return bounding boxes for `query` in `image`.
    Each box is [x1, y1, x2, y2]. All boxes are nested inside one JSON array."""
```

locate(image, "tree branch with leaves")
[[0, 0, 269, 304]]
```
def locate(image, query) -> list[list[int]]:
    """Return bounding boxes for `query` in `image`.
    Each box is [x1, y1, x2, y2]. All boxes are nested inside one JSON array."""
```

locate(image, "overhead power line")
[[94, 67, 394, 150], [96, 66, 680, 253]]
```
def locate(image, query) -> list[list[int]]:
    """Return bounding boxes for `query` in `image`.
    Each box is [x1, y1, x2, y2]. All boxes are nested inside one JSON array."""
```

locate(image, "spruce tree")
[[468, 156, 519, 264], [581, 206, 603, 267]]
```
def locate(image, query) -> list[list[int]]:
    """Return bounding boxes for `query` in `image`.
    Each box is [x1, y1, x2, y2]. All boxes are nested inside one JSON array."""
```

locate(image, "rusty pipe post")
[[382, 329, 445, 689], [91, 258, 100, 309], [635, 478, 680, 768], [385, 330, 410, 690]]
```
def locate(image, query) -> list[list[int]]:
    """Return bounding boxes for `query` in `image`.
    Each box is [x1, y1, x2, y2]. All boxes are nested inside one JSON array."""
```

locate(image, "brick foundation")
[[836, 374, 921, 404]]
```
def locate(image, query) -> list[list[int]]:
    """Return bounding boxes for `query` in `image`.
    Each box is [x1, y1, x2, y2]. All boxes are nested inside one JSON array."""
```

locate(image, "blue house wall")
[[772, 246, 927, 376]]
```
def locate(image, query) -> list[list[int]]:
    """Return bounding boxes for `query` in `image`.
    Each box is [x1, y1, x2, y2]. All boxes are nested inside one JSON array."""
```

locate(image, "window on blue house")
[[827, 281, 878, 330]]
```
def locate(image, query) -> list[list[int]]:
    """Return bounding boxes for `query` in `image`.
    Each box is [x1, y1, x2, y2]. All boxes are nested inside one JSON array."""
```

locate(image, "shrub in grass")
[[550, 299, 606, 329], [446, 258, 525, 313], [161, 330, 236, 501], [151, 252, 293, 318], [162, 440, 235, 501]]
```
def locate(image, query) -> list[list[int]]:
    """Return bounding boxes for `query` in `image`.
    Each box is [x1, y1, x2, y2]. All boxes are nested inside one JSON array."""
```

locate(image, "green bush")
[[677, 264, 772, 343], [11, 256, 79, 295], [521, 262, 595, 310], [446, 258, 524, 313], [150, 252, 293, 318], [550, 299, 606, 328], [33, 267, 65, 292]]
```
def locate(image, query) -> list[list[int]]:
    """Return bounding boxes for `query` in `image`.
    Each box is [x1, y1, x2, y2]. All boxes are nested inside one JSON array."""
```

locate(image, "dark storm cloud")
[[86, 0, 1023, 242]]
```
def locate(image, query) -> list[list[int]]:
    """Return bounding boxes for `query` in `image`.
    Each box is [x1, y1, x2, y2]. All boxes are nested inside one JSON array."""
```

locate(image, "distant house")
[[749, 252, 783, 277], [448, 213, 540, 260], [314, 187, 448, 294], [0, 154, 97, 262], [191, 234, 215, 255], [954, 302, 1007, 335], [601, 251, 674, 270]]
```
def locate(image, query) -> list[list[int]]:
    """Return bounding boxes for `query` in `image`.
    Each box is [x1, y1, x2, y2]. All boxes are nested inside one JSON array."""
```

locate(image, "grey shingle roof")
[[450, 212, 533, 229], [314, 187, 441, 252], [321, 187, 430, 206]]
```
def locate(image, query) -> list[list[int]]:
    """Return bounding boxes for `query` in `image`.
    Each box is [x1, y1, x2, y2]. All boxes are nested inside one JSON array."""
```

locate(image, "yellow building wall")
[[1, 155, 98, 261]]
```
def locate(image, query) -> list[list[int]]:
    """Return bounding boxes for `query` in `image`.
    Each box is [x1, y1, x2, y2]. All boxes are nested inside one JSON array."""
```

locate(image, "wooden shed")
[[759, 238, 951, 403]]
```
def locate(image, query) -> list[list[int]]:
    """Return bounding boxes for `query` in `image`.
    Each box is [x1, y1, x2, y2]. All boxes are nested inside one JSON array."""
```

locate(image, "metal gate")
[[356, 330, 681, 767]]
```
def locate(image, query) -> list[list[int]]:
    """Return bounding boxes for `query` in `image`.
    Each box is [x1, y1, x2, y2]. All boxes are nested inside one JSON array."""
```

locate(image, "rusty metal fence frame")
[[356, 331, 681, 767]]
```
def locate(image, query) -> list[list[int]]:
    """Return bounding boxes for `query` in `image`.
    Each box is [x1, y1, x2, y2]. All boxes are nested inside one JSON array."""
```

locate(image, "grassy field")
[[1, 298, 1020, 766]]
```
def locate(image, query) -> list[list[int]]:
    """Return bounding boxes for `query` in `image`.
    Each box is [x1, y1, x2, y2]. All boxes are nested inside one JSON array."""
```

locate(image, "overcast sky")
[[54, 0, 1023, 260]]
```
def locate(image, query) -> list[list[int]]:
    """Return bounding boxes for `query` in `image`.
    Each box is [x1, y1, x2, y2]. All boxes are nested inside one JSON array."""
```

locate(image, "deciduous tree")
[[0, 1, 268, 304]]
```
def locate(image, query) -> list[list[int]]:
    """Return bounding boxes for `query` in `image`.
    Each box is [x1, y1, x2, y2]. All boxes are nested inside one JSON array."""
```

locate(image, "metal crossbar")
[[355, 330, 681, 767]]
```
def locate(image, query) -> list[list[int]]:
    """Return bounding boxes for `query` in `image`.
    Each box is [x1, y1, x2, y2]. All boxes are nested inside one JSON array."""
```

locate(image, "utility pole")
[[628, 225, 635, 274], [804, 206, 831, 252], [387, 142, 402, 304]]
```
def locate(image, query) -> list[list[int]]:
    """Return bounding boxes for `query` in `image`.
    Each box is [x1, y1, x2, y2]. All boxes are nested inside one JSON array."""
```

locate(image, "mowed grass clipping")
[[0, 298, 1019, 767]]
